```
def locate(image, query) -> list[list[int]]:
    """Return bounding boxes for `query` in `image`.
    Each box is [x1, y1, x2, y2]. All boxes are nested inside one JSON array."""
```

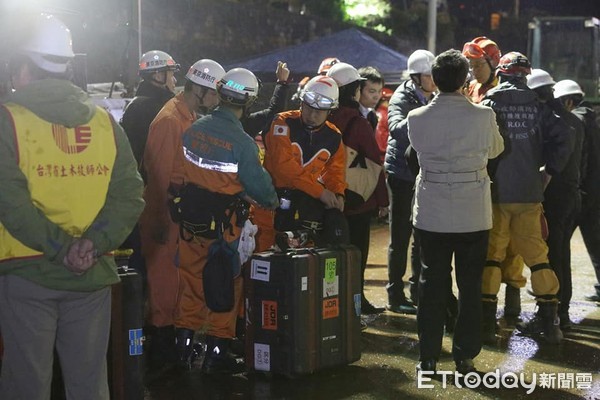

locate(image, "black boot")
[[504, 285, 521, 324], [148, 325, 177, 371], [231, 317, 246, 357], [516, 302, 563, 344], [201, 335, 246, 375], [361, 294, 385, 315], [482, 300, 498, 345], [409, 280, 419, 307], [540, 302, 564, 344], [175, 328, 196, 370]]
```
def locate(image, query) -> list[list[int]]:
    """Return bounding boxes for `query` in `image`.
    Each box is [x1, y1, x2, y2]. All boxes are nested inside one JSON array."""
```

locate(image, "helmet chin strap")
[[194, 90, 209, 115], [412, 74, 432, 95], [242, 98, 257, 118], [150, 71, 171, 91], [483, 58, 496, 86]]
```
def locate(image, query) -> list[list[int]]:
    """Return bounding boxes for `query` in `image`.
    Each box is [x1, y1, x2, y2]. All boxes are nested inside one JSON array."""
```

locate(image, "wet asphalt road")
[[145, 224, 600, 400]]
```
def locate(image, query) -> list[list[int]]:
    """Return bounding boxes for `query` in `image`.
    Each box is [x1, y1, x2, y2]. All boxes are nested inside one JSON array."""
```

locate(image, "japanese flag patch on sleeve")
[[273, 125, 289, 136]]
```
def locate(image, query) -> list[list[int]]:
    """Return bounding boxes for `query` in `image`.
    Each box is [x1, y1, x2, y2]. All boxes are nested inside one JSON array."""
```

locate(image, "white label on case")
[[251, 259, 271, 282], [323, 275, 339, 297], [301, 276, 308, 291], [254, 343, 271, 371]]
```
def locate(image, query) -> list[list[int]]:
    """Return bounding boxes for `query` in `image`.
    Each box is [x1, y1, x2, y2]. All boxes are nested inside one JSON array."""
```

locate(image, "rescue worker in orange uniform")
[[256, 75, 346, 251], [140, 59, 226, 371], [462, 37, 501, 103], [170, 68, 278, 374], [462, 37, 525, 323]]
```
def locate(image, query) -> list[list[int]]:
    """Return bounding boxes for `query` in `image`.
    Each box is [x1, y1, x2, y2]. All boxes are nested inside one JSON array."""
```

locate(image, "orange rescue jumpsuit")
[[171, 107, 278, 338], [140, 92, 195, 327]]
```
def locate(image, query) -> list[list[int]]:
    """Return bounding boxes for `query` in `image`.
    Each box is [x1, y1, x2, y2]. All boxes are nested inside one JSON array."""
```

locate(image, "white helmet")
[[553, 79, 585, 98], [407, 50, 435, 75], [186, 59, 226, 90], [217, 68, 260, 106], [326, 62, 366, 87], [21, 14, 74, 74], [139, 50, 179, 74], [300, 76, 339, 110], [527, 69, 555, 90]]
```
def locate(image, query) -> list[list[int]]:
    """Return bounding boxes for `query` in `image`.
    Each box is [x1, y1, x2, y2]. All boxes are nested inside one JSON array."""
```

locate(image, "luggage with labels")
[[245, 244, 362, 377]]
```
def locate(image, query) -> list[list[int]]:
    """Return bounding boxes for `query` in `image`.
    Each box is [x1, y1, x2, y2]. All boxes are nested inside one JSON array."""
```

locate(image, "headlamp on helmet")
[[496, 52, 531, 78]]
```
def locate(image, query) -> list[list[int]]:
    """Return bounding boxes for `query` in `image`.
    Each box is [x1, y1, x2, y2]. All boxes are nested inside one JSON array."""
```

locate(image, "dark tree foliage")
[[303, 0, 346, 22]]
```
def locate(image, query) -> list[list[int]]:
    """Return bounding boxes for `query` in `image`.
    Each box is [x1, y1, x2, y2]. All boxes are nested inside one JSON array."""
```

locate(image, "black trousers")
[[544, 185, 580, 315], [386, 175, 420, 304], [577, 194, 600, 295], [346, 211, 373, 296], [415, 228, 489, 362]]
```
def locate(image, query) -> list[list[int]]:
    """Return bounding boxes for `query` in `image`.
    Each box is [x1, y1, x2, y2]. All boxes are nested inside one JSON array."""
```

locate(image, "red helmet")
[[496, 52, 531, 78], [462, 37, 501, 68], [317, 57, 340, 75]]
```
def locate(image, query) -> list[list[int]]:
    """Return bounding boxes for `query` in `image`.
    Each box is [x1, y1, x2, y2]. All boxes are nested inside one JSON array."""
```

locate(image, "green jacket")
[[0, 79, 144, 291], [183, 107, 279, 209]]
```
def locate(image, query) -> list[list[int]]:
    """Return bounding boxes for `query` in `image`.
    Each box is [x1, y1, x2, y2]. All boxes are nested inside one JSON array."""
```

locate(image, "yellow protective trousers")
[[500, 240, 526, 288], [482, 203, 559, 302]]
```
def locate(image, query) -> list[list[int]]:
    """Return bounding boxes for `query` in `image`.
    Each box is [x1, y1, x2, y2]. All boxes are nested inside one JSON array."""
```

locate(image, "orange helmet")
[[317, 57, 340, 75], [462, 37, 501, 68]]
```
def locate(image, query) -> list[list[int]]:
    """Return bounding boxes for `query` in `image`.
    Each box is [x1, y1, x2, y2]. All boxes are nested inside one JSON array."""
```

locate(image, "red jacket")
[[375, 103, 389, 162], [329, 105, 388, 215]]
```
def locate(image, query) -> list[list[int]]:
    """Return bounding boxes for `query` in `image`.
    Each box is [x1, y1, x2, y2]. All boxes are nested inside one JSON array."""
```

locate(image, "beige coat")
[[408, 92, 504, 233]]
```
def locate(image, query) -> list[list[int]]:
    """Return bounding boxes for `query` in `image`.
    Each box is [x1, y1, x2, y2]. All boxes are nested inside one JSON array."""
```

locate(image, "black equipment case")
[[245, 245, 362, 376]]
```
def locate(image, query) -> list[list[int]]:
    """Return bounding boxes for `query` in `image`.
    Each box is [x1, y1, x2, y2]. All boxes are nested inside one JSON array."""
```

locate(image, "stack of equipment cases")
[[109, 255, 144, 400], [245, 244, 362, 376]]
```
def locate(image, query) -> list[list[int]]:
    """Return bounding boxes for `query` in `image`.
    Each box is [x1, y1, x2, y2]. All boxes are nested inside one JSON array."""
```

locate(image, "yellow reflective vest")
[[0, 103, 116, 262]]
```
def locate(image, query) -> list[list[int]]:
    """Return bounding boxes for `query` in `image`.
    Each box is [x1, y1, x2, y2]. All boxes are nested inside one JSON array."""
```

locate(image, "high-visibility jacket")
[[0, 103, 115, 262]]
